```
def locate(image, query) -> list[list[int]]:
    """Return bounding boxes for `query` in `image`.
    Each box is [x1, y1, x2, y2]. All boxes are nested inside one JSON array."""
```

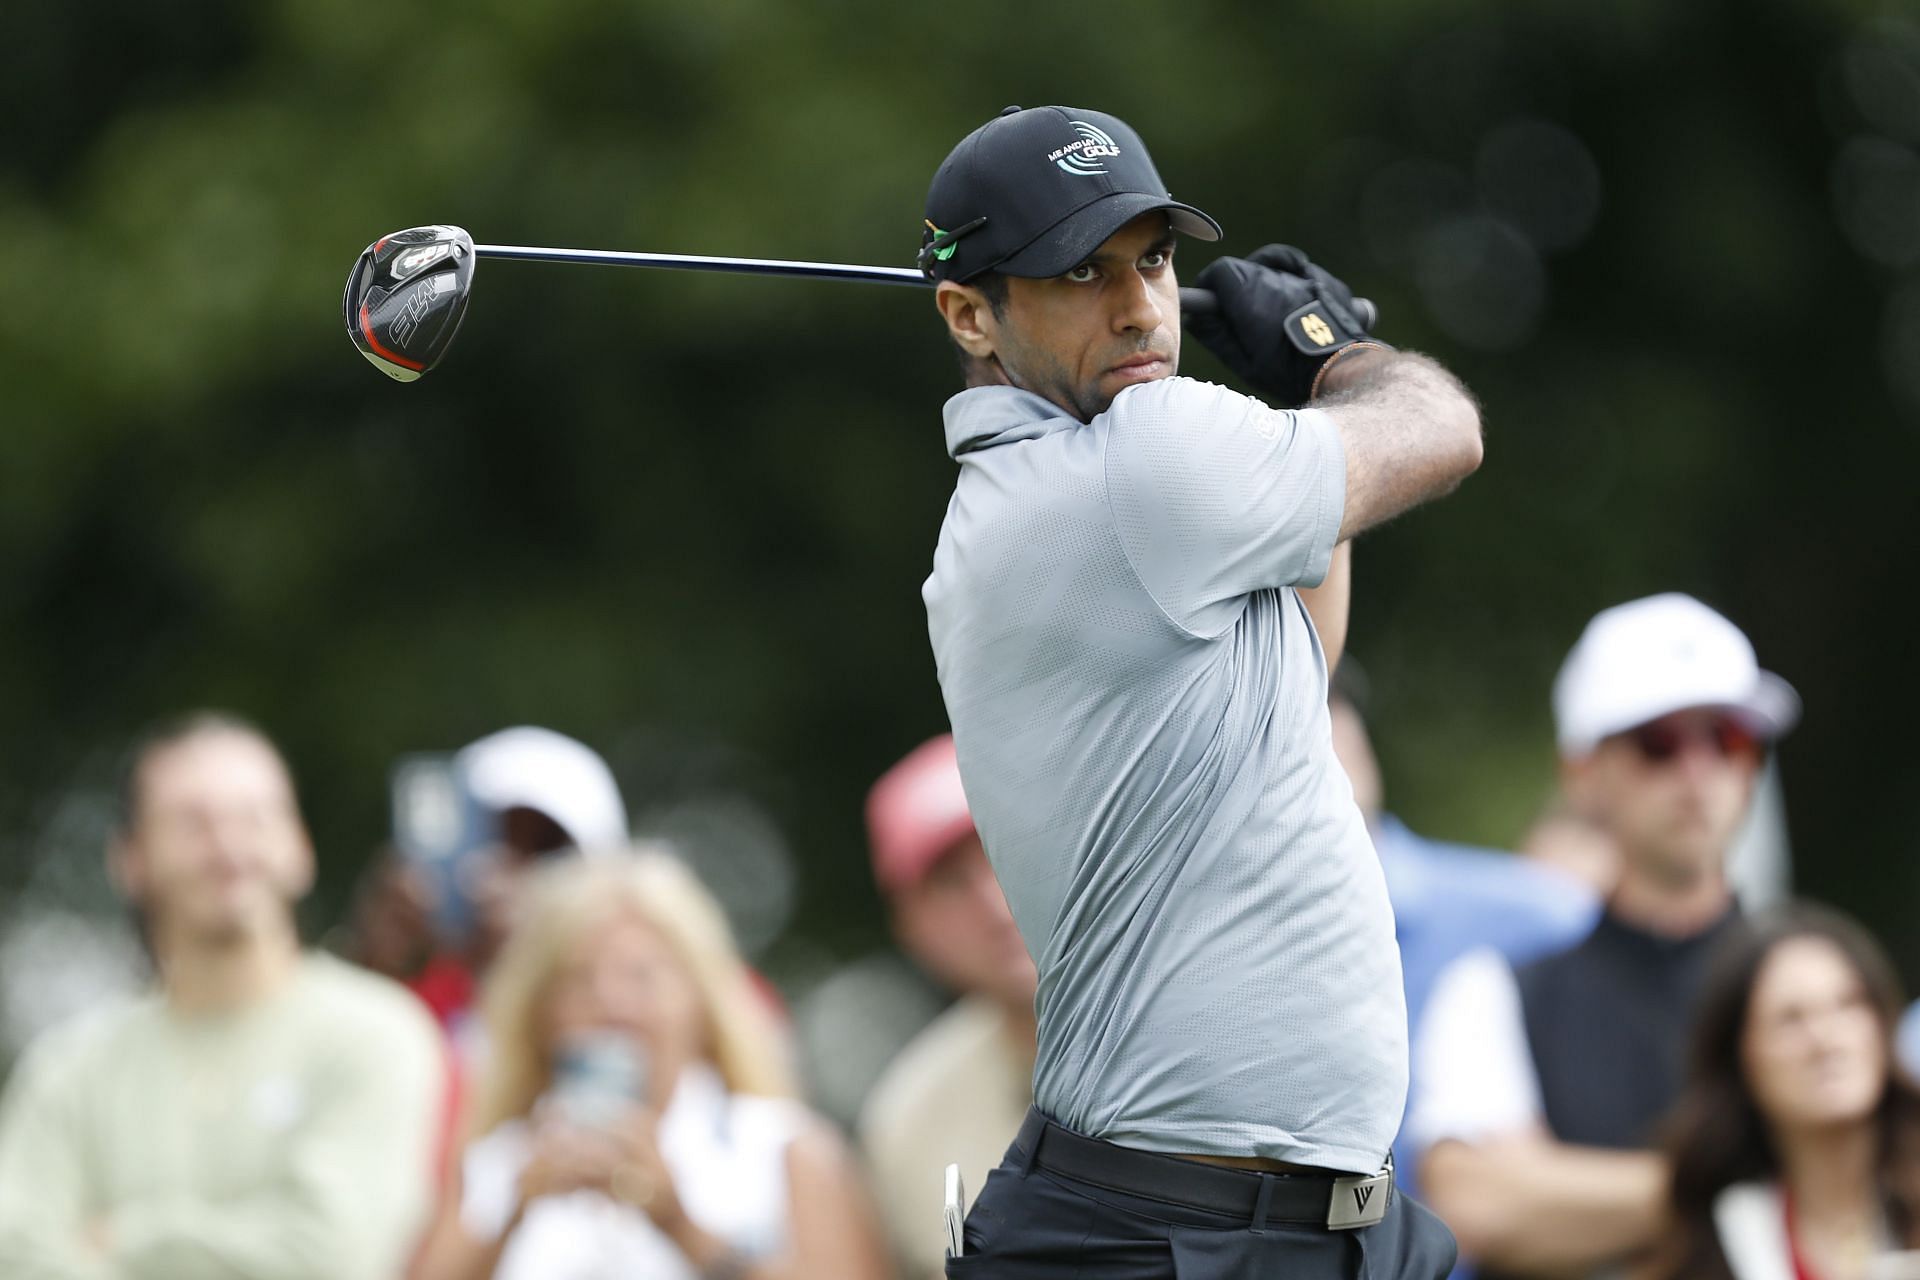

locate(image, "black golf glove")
[[1187, 245, 1385, 408]]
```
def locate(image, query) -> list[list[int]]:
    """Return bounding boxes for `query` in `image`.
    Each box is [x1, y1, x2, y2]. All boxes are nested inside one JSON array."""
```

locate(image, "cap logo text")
[[1049, 122, 1121, 176]]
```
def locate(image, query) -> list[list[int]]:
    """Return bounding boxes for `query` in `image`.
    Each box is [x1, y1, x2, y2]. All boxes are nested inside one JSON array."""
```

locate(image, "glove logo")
[[1299, 312, 1335, 347], [1047, 122, 1121, 176]]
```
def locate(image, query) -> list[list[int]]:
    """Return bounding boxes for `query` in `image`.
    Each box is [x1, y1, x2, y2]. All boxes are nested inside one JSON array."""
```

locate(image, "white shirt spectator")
[[461, 1064, 804, 1280], [1405, 947, 1546, 1152]]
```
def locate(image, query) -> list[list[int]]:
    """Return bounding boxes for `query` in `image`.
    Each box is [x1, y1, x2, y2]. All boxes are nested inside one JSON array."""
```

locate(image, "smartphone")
[[389, 753, 494, 948], [943, 1163, 966, 1259], [550, 1032, 648, 1132]]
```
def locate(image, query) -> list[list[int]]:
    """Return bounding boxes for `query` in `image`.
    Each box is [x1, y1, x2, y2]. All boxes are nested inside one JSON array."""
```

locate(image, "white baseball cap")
[[455, 726, 631, 854], [1552, 594, 1801, 758]]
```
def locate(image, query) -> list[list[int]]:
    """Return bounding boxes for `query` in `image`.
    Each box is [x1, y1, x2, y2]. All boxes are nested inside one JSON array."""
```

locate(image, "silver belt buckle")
[[1325, 1160, 1392, 1230]]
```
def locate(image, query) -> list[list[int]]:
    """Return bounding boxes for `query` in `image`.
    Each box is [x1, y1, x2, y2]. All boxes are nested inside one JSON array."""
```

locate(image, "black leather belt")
[[1014, 1109, 1393, 1231]]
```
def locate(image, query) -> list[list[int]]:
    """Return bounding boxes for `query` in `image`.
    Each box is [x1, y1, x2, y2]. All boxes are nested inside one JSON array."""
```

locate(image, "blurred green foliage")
[[2, 0, 1917, 975]]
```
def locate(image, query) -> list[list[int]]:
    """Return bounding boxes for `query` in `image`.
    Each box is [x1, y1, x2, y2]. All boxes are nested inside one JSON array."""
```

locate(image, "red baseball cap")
[[866, 735, 977, 895]]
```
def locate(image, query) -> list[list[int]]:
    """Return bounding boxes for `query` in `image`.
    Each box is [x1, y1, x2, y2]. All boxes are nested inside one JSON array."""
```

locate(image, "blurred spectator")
[[345, 726, 631, 1035], [857, 734, 1037, 1280], [1410, 594, 1800, 1278], [1643, 905, 1920, 1280], [413, 852, 889, 1280], [0, 712, 444, 1279], [1327, 674, 1599, 1200]]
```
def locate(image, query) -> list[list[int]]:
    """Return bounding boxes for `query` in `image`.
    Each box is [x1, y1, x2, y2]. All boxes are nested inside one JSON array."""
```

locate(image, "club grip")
[[1178, 287, 1379, 332]]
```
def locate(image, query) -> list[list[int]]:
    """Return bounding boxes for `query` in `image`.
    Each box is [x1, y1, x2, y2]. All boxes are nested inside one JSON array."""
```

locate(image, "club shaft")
[[471, 243, 1400, 324], [473, 243, 929, 288], [473, 242, 1230, 315]]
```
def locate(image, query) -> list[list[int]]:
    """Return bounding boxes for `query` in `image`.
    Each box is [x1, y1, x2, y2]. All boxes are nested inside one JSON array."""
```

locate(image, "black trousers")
[[946, 1116, 1458, 1279]]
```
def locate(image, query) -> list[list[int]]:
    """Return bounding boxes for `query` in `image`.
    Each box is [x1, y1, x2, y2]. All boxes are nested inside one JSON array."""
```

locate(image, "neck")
[[154, 915, 301, 1016], [1606, 862, 1732, 937], [1781, 1119, 1881, 1227]]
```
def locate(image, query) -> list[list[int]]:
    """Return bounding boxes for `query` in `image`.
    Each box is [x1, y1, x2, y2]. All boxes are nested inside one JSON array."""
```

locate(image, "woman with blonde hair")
[[415, 850, 892, 1280]]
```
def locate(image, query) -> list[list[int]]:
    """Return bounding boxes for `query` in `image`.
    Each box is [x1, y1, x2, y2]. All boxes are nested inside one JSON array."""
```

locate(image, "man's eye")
[[1140, 251, 1170, 269], [1065, 264, 1098, 283]]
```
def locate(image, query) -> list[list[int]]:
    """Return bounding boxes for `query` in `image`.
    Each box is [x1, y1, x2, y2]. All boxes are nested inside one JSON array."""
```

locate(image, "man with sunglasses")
[[1406, 593, 1799, 1280]]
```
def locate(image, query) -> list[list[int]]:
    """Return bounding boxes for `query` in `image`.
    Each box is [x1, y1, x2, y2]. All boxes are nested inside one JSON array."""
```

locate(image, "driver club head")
[[343, 225, 476, 382]]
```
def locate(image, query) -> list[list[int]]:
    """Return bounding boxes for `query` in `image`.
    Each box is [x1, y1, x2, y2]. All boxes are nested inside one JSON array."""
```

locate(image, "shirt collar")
[[1594, 901, 1743, 955], [942, 385, 1080, 459]]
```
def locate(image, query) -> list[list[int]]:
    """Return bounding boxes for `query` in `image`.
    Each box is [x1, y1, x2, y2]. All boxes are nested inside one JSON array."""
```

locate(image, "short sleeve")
[[1103, 377, 1346, 637], [1404, 948, 1545, 1154]]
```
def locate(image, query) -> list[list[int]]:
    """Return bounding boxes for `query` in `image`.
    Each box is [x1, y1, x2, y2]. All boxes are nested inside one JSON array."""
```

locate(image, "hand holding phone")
[[549, 1032, 647, 1133]]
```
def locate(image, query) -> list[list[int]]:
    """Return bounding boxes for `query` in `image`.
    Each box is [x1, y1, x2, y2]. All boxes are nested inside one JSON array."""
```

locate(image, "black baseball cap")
[[919, 105, 1222, 284]]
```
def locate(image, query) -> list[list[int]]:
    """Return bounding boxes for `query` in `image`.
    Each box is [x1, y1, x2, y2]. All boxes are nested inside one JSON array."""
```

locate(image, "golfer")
[[919, 105, 1483, 1278]]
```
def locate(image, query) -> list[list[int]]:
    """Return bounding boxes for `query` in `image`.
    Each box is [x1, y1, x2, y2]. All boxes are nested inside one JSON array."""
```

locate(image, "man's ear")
[[935, 281, 998, 361]]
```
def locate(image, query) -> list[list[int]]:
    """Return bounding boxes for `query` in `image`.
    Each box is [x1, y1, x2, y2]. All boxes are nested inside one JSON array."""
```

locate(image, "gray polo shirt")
[[923, 376, 1405, 1172]]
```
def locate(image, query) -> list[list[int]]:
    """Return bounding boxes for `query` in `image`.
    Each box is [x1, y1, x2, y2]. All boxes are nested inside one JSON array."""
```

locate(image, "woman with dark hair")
[[1645, 904, 1920, 1280]]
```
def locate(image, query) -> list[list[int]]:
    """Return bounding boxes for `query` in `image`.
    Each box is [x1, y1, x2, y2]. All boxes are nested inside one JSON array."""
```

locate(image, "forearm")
[[661, 1200, 887, 1280], [1320, 349, 1482, 542], [1297, 540, 1349, 673], [410, 1205, 516, 1280], [109, 1156, 430, 1278], [109, 1200, 335, 1280], [1421, 1138, 1666, 1273], [0, 1050, 120, 1280]]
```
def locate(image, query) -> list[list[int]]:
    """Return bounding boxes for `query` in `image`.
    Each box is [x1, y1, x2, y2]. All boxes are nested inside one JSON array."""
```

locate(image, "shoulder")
[[772, 1104, 863, 1186], [1100, 378, 1341, 490], [724, 1089, 811, 1151], [297, 953, 442, 1055], [1102, 376, 1257, 430], [1713, 1182, 1792, 1280], [5, 994, 157, 1093], [857, 999, 1005, 1141]]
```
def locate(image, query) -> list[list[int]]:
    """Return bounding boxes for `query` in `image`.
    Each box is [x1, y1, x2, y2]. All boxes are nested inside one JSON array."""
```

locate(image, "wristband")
[[1308, 342, 1391, 401]]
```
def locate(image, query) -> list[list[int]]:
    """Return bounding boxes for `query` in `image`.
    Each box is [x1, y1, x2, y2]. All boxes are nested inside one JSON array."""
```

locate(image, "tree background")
[[2, 0, 1917, 1093]]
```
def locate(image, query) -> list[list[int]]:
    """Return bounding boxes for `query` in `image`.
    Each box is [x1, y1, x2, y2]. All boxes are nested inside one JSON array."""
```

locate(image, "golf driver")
[[343, 224, 1375, 382]]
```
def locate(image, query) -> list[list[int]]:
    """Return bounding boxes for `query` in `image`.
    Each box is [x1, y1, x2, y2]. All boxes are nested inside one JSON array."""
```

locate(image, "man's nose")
[[204, 809, 255, 857], [1112, 268, 1164, 333], [1671, 738, 1730, 783]]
